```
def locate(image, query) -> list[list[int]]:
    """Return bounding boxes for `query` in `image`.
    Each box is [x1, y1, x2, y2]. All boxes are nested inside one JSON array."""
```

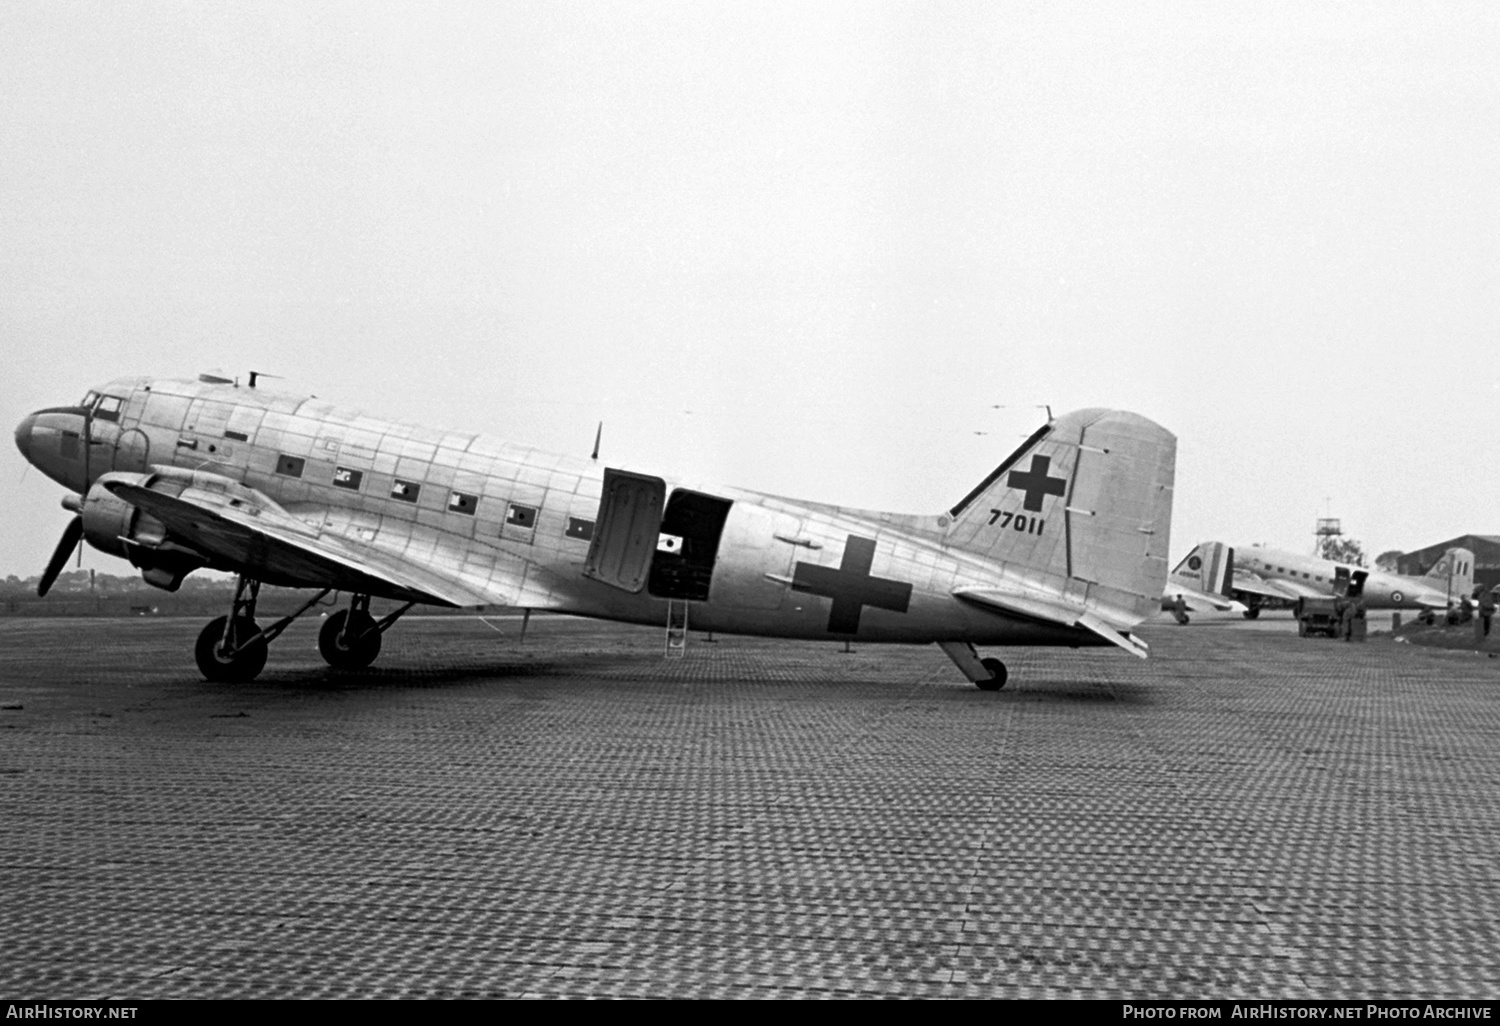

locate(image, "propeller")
[[39, 515, 84, 597]]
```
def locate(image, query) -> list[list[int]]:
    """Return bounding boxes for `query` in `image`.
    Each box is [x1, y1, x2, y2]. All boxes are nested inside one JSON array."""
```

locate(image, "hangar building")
[[1397, 535, 1500, 593]]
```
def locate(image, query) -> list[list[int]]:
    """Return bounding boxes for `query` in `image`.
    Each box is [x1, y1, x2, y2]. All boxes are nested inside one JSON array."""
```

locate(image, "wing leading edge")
[[101, 468, 510, 607]]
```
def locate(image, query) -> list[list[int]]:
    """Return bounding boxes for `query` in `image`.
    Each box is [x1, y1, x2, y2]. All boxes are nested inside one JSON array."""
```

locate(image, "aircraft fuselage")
[[1237, 546, 1459, 611], [15, 376, 1103, 648]]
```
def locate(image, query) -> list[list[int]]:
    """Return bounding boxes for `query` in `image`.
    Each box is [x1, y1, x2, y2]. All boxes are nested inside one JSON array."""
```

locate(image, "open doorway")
[[647, 489, 733, 602]]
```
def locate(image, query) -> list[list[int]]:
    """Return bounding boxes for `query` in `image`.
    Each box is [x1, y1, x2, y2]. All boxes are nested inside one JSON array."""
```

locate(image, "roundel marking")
[[1391, 591, 1403, 604], [1188, 556, 1203, 571]]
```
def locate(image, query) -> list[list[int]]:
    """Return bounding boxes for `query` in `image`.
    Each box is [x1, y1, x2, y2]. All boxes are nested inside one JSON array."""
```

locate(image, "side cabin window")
[[276, 455, 305, 478], [334, 468, 363, 490], [93, 395, 124, 422], [448, 491, 478, 515], [391, 480, 420, 503], [506, 504, 537, 529]]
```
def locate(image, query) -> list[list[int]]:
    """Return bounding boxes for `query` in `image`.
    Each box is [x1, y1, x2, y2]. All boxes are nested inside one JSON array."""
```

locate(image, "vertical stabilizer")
[[1169, 541, 1236, 599], [943, 408, 1176, 625], [1426, 547, 1475, 603]]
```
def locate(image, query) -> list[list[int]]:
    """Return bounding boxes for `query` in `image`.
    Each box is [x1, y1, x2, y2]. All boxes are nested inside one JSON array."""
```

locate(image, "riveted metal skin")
[[16, 379, 1178, 672]]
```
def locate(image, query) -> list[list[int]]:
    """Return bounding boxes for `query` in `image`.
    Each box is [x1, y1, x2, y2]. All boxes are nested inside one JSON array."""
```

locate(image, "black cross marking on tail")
[[1007, 454, 1067, 512], [792, 535, 912, 635]]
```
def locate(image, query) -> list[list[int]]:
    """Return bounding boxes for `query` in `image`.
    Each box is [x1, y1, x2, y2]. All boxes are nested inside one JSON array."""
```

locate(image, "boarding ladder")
[[665, 600, 688, 658]]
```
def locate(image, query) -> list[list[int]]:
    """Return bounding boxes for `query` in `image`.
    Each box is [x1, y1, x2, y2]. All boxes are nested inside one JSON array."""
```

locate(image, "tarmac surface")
[[1, 611, 1498, 1000]]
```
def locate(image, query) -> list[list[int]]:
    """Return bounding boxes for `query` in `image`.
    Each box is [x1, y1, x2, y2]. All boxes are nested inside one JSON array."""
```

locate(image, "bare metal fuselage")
[[16, 376, 1104, 649]]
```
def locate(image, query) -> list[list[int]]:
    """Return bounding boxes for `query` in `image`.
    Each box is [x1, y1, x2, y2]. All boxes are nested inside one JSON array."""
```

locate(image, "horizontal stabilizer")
[[953, 586, 1148, 658], [1166, 586, 1247, 615], [1077, 611, 1150, 658]]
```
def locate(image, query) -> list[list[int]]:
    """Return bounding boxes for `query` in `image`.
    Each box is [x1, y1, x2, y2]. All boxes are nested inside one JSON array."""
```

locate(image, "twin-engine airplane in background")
[[1166, 540, 1472, 621], [1161, 540, 1248, 621], [15, 375, 1176, 688]]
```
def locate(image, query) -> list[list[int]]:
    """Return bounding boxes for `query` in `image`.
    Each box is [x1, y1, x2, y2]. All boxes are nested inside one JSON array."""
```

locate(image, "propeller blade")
[[38, 516, 84, 597]]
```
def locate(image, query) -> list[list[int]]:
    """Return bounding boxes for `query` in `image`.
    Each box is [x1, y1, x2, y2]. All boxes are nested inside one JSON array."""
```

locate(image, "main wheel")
[[195, 615, 268, 683], [1242, 607, 1261, 620], [319, 609, 382, 669], [975, 656, 1008, 691]]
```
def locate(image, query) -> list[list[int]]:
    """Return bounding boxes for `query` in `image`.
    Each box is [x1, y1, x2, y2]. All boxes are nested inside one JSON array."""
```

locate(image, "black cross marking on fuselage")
[[1007, 454, 1067, 512], [792, 535, 912, 635]]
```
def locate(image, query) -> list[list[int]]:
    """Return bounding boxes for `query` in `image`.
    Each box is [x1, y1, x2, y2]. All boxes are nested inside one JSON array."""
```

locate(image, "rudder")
[[1170, 541, 1236, 599], [1426, 547, 1475, 603], [943, 408, 1176, 624]]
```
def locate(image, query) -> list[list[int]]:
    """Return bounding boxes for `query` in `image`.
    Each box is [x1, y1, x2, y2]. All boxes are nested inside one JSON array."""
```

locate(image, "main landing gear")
[[318, 593, 407, 670], [193, 577, 414, 682], [937, 641, 1009, 691]]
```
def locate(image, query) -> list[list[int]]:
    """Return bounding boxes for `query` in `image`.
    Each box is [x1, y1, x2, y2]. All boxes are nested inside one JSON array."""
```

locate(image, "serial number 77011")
[[987, 509, 1046, 535]]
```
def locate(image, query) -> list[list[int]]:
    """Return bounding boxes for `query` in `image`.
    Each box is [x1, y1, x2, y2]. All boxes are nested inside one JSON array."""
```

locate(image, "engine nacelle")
[[81, 475, 208, 591]]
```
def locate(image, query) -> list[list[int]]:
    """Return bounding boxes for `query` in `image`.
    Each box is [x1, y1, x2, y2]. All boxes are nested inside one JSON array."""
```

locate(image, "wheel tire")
[[195, 615, 268, 683], [319, 609, 382, 669], [1175, 613, 1191, 625], [975, 656, 1008, 691], [1242, 607, 1261, 620]]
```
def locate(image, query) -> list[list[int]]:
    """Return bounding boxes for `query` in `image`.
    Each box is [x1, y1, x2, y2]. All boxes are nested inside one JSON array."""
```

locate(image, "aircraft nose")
[[14, 411, 36, 462]]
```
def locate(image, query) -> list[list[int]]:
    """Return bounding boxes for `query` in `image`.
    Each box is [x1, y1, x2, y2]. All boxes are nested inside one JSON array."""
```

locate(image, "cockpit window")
[[93, 395, 124, 422], [81, 390, 100, 409]]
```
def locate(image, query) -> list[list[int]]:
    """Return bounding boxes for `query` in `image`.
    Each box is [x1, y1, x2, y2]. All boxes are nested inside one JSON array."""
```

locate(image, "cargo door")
[[583, 469, 667, 593], [648, 489, 733, 601]]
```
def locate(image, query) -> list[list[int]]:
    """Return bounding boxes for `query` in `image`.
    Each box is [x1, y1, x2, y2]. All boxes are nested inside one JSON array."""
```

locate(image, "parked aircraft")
[[1161, 541, 1248, 623], [1180, 541, 1472, 618], [14, 376, 1176, 688]]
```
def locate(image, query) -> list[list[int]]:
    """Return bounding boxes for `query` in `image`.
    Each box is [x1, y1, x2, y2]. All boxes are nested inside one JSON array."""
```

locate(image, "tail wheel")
[[319, 609, 382, 669], [195, 615, 268, 683], [975, 657, 1008, 691]]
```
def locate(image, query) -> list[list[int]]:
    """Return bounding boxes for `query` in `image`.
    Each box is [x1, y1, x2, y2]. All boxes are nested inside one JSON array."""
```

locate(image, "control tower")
[[1315, 517, 1343, 558]]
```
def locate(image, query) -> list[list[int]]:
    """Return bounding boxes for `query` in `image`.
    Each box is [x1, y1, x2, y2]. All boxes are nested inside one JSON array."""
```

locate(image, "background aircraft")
[[1161, 542, 1247, 623], [1170, 541, 1472, 619], [15, 375, 1176, 689]]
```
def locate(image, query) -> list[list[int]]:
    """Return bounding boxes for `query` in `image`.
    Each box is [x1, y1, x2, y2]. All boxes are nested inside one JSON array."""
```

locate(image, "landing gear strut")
[[937, 641, 1009, 691], [318, 594, 415, 671], [194, 576, 331, 682]]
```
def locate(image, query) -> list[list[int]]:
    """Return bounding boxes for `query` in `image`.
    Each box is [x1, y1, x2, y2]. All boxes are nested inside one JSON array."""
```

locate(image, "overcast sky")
[[3, 1, 1497, 580]]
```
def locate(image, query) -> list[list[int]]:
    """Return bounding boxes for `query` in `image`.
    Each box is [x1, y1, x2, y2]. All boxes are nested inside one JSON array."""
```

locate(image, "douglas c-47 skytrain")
[[15, 375, 1177, 687]]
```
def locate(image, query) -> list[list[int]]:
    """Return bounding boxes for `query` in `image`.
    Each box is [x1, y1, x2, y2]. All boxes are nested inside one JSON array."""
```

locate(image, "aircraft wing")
[[104, 473, 503, 607], [1228, 569, 1307, 602], [953, 586, 1149, 658]]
